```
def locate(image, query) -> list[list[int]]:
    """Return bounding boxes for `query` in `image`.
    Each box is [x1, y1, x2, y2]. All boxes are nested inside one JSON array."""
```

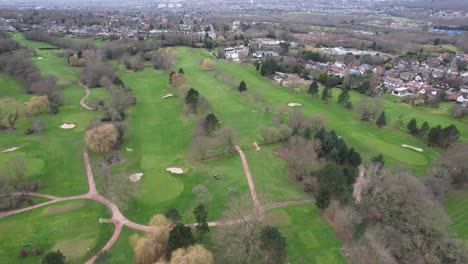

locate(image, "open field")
[[0, 200, 113, 264]]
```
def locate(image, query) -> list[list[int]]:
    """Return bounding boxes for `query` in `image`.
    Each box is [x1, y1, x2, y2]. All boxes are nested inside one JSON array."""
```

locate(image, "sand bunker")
[[37, 57, 43, 60], [254, 142, 261, 151], [2, 147, 20, 153], [130, 173, 144, 182], [161, 94, 174, 99], [288, 103, 302, 107], [126, 148, 133, 152], [166, 167, 184, 174], [402, 144, 423, 152], [60, 123, 76, 129]]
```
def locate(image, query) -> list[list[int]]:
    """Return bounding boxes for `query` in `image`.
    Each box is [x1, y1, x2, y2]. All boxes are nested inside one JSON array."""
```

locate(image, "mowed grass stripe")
[[266, 204, 346, 263], [444, 190, 468, 244]]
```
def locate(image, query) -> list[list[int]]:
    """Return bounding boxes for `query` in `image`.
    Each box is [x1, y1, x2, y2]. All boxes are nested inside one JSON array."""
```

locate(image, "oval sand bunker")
[[130, 173, 144, 182], [166, 167, 184, 174], [288, 103, 302, 107], [60, 123, 76, 129]]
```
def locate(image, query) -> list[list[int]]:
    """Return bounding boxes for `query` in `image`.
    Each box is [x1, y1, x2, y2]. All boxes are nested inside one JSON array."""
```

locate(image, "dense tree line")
[[0, 31, 21, 55], [407, 118, 460, 148]]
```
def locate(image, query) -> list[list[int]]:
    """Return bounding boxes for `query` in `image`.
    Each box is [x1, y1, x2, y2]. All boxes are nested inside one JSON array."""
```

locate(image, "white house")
[[457, 95, 468, 104], [392, 87, 411, 97], [225, 47, 239, 61]]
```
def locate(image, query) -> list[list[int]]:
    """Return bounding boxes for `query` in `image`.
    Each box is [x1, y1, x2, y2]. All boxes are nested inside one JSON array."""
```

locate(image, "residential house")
[[358, 64, 372, 74], [400, 72, 417, 81], [274, 72, 288, 80], [460, 86, 468, 93], [406, 81, 424, 94], [253, 50, 279, 59], [392, 87, 411, 97], [225, 47, 239, 61], [383, 77, 404, 89]]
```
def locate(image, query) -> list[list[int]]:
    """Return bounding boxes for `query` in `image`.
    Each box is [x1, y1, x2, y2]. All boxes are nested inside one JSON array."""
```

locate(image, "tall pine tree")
[[193, 204, 209, 239], [407, 118, 419, 135], [376, 111, 386, 128], [185, 88, 200, 113], [308, 81, 319, 95], [204, 113, 220, 136], [337, 88, 350, 104], [321, 88, 332, 103]]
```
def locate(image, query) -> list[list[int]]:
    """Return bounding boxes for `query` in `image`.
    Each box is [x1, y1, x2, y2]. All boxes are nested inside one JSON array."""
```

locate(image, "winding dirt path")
[[79, 83, 94, 111], [0, 147, 321, 263], [235, 146, 261, 214], [353, 165, 366, 202]]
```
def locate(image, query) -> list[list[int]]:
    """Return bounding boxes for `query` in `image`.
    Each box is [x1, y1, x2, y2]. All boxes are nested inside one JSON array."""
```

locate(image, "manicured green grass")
[[266, 204, 346, 263], [103, 227, 141, 263], [11, 32, 81, 87], [0, 200, 113, 264], [85, 87, 108, 109], [0, 73, 26, 98], [310, 25, 336, 32], [104, 67, 252, 224], [245, 144, 310, 204], [0, 83, 100, 196], [0, 34, 102, 196], [444, 190, 468, 247], [173, 47, 466, 175]]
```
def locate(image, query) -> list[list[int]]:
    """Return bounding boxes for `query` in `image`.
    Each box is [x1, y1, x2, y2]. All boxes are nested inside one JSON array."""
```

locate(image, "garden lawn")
[[265, 204, 346, 263], [0, 200, 113, 264], [444, 189, 468, 247]]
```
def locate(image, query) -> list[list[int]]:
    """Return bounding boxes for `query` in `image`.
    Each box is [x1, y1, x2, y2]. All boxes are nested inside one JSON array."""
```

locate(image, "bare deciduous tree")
[[170, 244, 214, 264], [152, 49, 178, 71]]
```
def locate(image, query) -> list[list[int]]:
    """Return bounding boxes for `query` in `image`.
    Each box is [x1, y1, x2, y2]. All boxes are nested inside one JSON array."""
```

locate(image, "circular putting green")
[[136, 170, 184, 204]]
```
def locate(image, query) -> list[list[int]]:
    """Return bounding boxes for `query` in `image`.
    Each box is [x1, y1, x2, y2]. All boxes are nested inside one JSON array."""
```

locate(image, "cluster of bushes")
[[451, 105, 468, 119], [81, 62, 116, 88], [23, 30, 95, 51], [422, 143, 468, 198], [19, 246, 42, 258], [60, 49, 98, 67], [131, 209, 214, 264], [168, 70, 210, 115], [0, 31, 21, 55], [258, 57, 309, 78], [189, 114, 238, 160], [121, 54, 144, 71], [315, 128, 362, 166], [407, 118, 460, 148]]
